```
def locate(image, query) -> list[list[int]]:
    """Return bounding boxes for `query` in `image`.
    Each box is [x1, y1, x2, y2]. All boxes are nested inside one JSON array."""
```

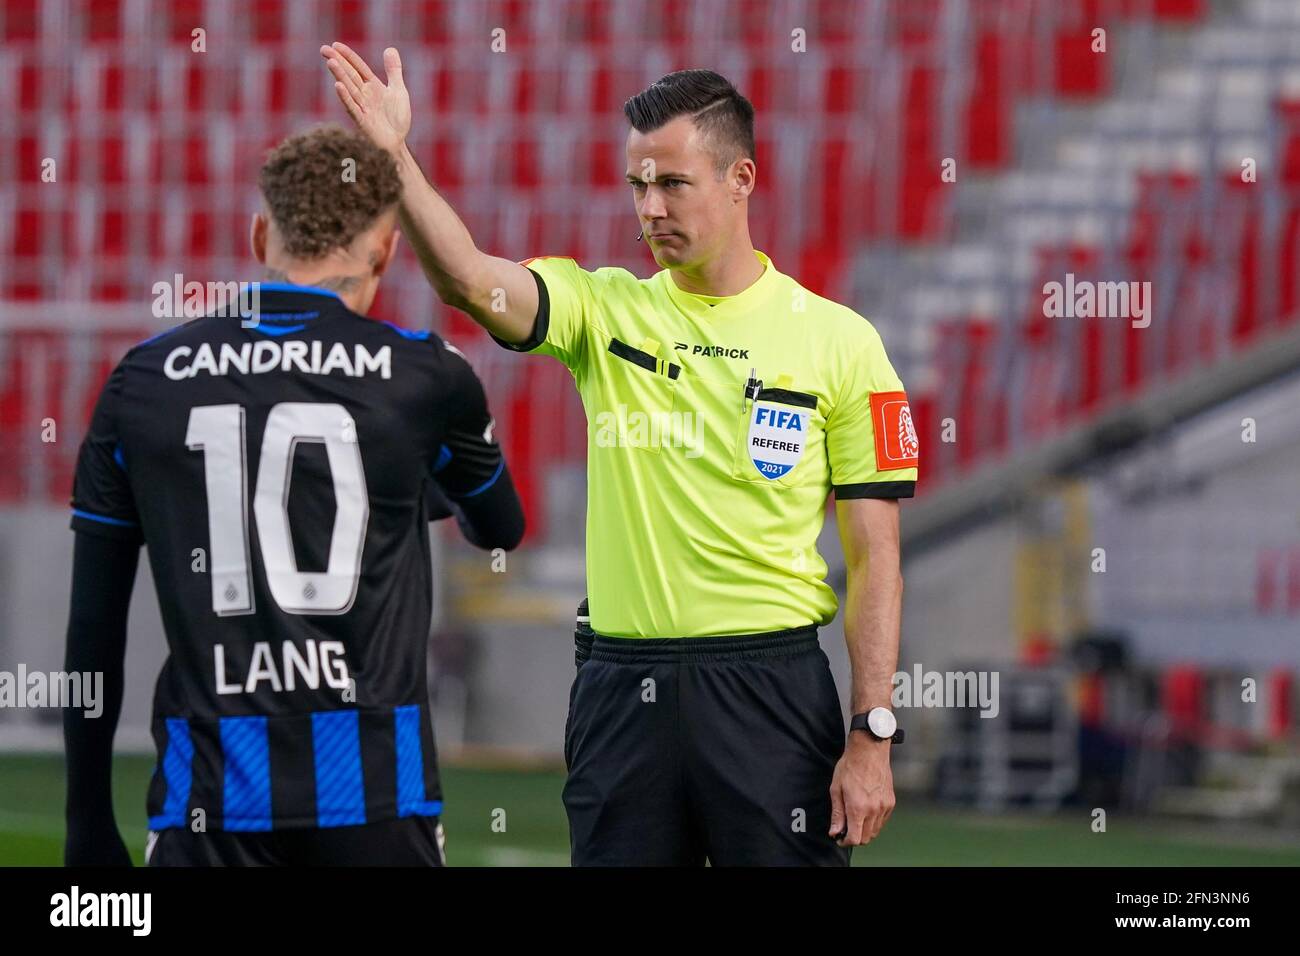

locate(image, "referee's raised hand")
[[321, 43, 411, 156]]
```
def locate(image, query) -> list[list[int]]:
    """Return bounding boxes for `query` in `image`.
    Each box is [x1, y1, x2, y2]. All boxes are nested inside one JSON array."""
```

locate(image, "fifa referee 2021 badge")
[[323, 43, 918, 866]]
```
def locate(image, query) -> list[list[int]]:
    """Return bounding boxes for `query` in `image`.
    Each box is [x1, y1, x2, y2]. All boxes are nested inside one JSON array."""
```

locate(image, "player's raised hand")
[[320, 43, 411, 155]]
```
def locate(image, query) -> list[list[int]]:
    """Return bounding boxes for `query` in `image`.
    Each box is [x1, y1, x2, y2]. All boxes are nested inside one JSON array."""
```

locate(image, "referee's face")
[[626, 116, 748, 269]]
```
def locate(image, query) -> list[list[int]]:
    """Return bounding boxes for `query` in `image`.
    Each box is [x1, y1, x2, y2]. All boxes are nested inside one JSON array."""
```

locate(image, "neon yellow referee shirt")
[[494, 249, 919, 638]]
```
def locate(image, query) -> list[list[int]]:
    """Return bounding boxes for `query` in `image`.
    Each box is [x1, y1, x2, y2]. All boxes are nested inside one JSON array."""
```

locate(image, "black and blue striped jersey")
[[69, 284, 513, 831]]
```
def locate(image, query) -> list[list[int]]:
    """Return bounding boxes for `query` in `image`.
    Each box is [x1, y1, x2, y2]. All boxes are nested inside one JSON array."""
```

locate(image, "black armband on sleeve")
[[833, 481, 916, 499], [489, 267, 549, 353]]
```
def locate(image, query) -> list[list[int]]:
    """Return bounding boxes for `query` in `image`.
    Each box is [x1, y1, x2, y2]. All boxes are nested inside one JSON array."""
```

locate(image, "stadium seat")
[[0, 0, 1290, 513], [1162, 665, 1207, 739]]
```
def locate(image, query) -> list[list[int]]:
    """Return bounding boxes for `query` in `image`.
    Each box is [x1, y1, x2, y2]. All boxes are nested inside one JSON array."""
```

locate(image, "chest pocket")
[[595, 335, 680, 455], [731, 375, 820, 486]]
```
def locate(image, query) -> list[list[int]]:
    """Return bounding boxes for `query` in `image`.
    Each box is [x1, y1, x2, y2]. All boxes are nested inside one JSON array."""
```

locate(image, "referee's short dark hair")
[[623, 70, 756, 180]]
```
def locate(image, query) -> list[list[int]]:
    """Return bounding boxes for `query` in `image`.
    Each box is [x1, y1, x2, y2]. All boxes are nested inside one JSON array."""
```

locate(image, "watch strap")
[[850, 711, 904, 744]]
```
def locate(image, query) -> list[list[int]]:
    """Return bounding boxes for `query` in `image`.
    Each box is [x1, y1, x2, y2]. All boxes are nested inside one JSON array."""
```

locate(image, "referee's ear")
[[728, 156, 756, 202]]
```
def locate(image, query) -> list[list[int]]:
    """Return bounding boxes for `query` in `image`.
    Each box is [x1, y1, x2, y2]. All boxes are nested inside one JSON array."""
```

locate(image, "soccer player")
[[323, 44, 917, 866], [62, 125, 524, 867]]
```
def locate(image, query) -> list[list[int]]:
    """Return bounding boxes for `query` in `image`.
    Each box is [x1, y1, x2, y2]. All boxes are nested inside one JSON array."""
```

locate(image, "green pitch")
[[3, 754, 1298, 866]]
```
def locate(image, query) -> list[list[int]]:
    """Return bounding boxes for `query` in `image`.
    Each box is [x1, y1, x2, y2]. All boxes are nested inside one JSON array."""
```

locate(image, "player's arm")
[[432, 347, 525, 551], [828, 497, 902, 848], [63, 532, 139, 866], [63, 361, 146, 865], [424, 481, 455, 522], [320, 43, 540, 346]]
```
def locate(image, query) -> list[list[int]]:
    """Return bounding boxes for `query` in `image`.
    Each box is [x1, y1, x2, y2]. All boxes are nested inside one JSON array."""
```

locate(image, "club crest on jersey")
[[869, 391, 920, 469], [747, 402, 808, 480]]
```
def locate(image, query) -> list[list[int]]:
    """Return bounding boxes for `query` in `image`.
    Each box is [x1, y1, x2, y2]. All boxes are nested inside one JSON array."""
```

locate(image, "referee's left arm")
[[822, 322, 918, 848], [829, 498, 902, 847]]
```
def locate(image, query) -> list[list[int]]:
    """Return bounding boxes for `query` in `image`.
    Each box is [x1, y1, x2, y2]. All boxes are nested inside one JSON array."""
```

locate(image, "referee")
[[323, 44, 918, 866]]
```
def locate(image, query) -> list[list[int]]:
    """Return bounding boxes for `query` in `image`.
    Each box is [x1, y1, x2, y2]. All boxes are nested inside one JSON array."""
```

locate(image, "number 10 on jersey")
[[185, 402, 369, 616]]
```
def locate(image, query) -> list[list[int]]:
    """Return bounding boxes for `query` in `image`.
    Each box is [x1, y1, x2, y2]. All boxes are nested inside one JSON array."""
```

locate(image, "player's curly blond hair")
[[257, 124, 401, 259]]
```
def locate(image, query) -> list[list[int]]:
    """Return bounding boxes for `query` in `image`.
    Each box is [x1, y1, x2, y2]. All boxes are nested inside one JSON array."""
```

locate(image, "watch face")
[[867, 707, 897, 739]]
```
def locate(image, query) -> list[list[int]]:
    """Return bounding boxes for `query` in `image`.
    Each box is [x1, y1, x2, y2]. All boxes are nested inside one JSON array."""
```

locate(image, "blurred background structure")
[[2, 0, 1299, 862]]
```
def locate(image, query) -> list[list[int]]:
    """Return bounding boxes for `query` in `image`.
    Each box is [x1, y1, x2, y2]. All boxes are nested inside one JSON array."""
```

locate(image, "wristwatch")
[[850, 706, 904, 744]]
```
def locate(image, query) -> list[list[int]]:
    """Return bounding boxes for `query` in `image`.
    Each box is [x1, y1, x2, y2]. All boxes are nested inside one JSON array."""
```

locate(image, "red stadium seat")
[[97, 206, 127, 258], [891, 0, 942, 49], [1288, 545, 1300, 614], [1267, 669, 1294, 741], [1281, 123, 1300, 186], [82, 60, 126, 114], [1051, 0, 1131, 97], [10, 208, 40, 258], [573, 0, 614, 44], [331, 0, 369, 43], [898, 66, 945, 239], [15, 134, 42, 184], [966, 32, 1011, 169], [1161, 665, 1207, 738], [251, 0, 286, 44], [823, 66, 863, 115], [84, 0, 123, 43], [97, 134, 128, 185], [418, 137, 460, 190], [508, 136, 541, 189], [2, 0, 38, 41], [0, 0, 1282, 512], [413, 0, 454, 47], [1280, 199, 1300, 322], [163, 0, 205, 43], [1151, 0, 1206, 20], [1257, 548, 1282, 614], [17, 61, 41, 112], [1219, 177, 1262, 344]]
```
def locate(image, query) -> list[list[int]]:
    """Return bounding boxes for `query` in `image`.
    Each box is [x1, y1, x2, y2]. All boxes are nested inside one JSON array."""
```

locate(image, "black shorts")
[[146, 814, 446, 866], [562, 607, 851, 867]]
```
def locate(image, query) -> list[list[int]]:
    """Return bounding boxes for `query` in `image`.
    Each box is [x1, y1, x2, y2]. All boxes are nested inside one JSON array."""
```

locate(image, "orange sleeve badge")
[[869, 391, 919, 470]]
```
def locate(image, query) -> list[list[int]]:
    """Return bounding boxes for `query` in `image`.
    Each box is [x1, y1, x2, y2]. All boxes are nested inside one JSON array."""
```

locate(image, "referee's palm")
[[321, 43, 412, 154]]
